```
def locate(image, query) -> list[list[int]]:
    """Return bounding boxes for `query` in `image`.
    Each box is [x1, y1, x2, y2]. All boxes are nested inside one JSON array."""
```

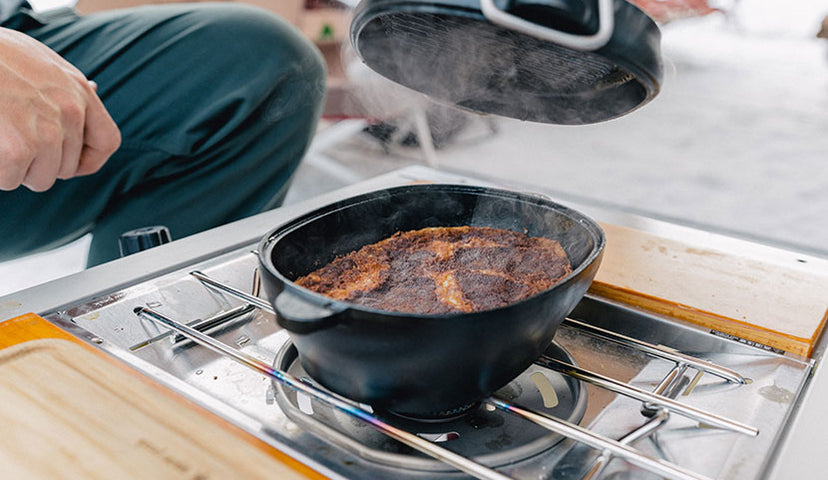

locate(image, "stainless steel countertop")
[[1, 165, 826, 479]]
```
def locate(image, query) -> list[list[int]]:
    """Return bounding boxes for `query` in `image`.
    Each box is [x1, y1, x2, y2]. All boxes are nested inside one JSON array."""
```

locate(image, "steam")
[[339, 41, 473, 161], [351, 11, 658, 125]]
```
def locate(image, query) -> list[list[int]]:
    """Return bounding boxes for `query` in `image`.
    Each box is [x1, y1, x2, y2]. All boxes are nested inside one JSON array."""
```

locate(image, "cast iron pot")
[[350, 0, 663, 124], [257, 184, 604, 417]]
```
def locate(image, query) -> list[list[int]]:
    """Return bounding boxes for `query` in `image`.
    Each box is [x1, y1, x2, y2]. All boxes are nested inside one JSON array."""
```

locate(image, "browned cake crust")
[[295, 226, 572, 314]]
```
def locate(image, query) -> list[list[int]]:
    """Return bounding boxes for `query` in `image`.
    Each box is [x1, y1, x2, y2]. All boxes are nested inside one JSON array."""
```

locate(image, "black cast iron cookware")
[[257, 184, 604, 417], [350, 0, 662, 124]]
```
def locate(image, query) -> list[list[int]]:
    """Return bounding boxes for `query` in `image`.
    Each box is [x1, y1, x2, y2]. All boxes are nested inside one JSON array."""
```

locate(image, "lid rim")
[[350, 0, 662, 125]]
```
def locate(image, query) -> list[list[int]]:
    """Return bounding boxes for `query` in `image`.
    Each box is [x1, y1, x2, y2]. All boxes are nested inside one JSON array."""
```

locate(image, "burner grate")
[[131, 269, 762, 480], [271, 340, 587, 472]]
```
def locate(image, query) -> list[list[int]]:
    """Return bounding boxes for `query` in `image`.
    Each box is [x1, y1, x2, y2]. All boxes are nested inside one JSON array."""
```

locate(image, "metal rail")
[[188, 270, 759, 480], [190, 272, 747, 391], [135, 306, 514, 480], [562, 318, 747, 385], [130, 269, 262, 351], [190, 270, 273, 312], [581, 410, 671, 480], [129, 304, 254, 351], [487, 399, 712, 480], [537, 356, 759, 437], [581, 359, 686, 480]]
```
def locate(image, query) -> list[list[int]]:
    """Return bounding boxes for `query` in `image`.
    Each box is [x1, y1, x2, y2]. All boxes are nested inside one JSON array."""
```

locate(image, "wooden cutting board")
[[590, 223, 828, 357], [0, 314, 326, 480]]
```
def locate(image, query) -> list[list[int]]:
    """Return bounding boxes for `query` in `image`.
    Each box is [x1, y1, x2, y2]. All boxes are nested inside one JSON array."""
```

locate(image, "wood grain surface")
[[591, 223, 828, 357], [0, 317, 326, 480]]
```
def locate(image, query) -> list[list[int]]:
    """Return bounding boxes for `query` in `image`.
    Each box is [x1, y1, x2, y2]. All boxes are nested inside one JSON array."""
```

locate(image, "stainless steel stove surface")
[[1, 167, 821, 480], [42, 244, 811, 480]]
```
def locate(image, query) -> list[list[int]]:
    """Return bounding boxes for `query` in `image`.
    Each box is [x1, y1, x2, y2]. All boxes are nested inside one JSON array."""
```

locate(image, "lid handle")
[[480, 0, 615, 51]]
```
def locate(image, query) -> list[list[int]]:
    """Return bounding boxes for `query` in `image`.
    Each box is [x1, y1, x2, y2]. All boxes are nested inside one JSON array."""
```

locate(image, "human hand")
[[627, 0, 722, 24], [0, 27, 121, 192]]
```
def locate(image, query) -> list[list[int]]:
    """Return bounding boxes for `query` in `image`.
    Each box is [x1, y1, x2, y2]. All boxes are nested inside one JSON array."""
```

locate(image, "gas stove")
[[0, 166, 821, 480]]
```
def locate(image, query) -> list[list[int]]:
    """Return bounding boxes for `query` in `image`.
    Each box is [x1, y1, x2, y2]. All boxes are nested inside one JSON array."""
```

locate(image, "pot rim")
[[257, 183, 606, 319]]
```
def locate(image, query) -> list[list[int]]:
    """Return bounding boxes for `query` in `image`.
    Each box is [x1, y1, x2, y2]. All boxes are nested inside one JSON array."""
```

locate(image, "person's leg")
[[0, 3, 326, 265]]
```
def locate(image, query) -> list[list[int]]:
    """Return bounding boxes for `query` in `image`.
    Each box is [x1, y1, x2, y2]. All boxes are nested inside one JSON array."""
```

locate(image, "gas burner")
[[386, 402, 479, 423], [273, 340, 587, 472]]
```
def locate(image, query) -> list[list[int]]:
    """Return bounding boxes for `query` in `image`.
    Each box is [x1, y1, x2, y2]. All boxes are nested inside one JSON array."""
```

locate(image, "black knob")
[[119, 225, 172, 257]]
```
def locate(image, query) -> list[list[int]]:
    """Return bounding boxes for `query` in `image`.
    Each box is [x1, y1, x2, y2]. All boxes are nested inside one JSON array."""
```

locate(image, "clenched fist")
[[0, 27, 121, 192]]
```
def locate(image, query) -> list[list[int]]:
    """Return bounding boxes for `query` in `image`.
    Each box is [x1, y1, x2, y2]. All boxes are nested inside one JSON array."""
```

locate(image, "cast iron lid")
[[350, 0, 663, 124]]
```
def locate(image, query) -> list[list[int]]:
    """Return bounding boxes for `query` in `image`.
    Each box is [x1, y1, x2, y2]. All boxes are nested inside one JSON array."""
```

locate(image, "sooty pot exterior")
[[257, 184, 604, 416]]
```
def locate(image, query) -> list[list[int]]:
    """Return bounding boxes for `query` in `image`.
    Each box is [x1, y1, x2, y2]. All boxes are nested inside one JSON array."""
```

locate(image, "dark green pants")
[[0, 3, 326, 266]]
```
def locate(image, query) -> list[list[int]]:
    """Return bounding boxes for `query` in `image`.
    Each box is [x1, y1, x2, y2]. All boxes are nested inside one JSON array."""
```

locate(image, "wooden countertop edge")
[[0, 313, 329, 480], [588, 282, 822, 357]]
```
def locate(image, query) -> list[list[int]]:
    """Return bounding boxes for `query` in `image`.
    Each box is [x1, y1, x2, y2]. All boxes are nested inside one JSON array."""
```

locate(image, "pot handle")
[[274, 289, 345, 334], [480, 0, 614, 51]]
